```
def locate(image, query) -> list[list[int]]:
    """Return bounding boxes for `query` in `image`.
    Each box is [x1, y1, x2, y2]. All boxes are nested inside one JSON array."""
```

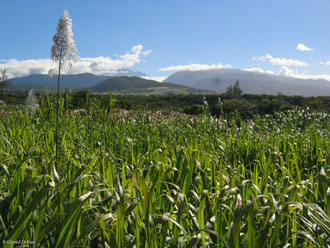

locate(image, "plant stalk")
[[55, 46, 63, 168]]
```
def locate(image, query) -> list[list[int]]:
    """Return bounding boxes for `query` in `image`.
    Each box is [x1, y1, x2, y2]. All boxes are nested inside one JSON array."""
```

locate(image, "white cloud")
[[141, 76, 167, 82], [0, 59, 55, 78], [243, 68, 275, 75], [320, 61, 330, 66], [278, 66, 330, 81], [253, 54, 308, 67], [265, 70, 275, 75], [0, 45, 151, 78], [159, 63, 232, 72], [296, 43, 314, 52], [278, 66, 295, 77], [243, 65, 330, 81], [243, 67, 265, 73], [243, 66, 330, 81]]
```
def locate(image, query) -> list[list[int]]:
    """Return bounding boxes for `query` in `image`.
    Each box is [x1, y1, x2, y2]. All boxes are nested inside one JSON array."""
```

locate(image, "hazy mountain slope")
[[89, 76, 211, 94], [11, 69, 148, 90], [164, 69, 330, 96], [12, 73, 110, 89], [105, 69, 148, 77]]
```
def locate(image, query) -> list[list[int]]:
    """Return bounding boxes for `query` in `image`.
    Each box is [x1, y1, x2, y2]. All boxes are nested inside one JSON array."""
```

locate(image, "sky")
[[1, 0, 330, 81]]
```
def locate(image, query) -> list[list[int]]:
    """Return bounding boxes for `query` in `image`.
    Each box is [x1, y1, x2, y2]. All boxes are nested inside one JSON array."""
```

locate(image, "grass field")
[[0, 94, 329, 247]]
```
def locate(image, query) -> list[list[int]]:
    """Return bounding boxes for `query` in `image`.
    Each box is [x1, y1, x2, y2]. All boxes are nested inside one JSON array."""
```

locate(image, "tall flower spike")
[[51, 10, 78, 168], [51, 10, 78, 70]]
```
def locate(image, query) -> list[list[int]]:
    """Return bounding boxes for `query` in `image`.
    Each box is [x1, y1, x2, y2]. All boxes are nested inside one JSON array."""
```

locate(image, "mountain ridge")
[[9, 73, 211, 94], [11, 69, 147, 90], [9, 68, 330, 96], [89, 76, 211, 94], [164, 69, 330, 96]]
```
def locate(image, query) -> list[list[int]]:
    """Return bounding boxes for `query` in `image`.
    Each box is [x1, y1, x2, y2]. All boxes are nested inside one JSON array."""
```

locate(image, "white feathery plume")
[[25, 89, 39, 112], [51, 10, 78, 168], [51, 10, 78, 70]]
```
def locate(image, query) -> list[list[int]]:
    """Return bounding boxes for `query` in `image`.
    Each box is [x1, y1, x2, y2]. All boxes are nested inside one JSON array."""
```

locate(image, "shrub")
[[309, 98, 323, 110], [71, 91, 90, 108], [183, 104, 204, 115], [221, 98, 257, 118], [257, 98, 282, 114]]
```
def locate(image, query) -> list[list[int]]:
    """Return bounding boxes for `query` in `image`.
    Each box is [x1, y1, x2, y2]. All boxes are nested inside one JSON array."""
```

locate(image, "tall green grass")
[[0, 94, 329, 247]]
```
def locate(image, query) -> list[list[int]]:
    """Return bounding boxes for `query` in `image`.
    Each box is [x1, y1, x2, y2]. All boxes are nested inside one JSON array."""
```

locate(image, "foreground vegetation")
[[2, 92, 329, 117], [0, 94, 329, 247]]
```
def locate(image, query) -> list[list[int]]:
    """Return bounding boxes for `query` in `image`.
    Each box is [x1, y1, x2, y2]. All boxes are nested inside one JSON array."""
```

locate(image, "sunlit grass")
[[0, 94, 329, 247]]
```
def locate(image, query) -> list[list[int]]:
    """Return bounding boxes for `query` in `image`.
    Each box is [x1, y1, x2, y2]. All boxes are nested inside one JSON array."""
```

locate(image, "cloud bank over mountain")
[[252, 54, 308, 67], [0, 45, 151, 78], [159, 63, 232, 72], [164, 68, 330, 96]]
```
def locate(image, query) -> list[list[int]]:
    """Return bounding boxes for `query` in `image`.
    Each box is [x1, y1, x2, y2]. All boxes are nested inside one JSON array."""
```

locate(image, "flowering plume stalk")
[[25, 89, 39, 112], [51, 10, 78, 167]]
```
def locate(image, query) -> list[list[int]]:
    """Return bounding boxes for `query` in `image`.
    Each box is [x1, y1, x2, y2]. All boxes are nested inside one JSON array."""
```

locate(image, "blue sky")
[[1, 0, 330, 81]]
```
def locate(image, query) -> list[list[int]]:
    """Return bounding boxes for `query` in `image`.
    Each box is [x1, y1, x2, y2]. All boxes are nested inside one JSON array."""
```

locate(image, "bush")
[[257, 99, 282, 114], [221, 98, 257, 118], [183, 104, 204, 115], [71, 91, 90, 108], [115, 100, 132, 110], [209, 104, 221, 117], [309, 98, 323, 111]]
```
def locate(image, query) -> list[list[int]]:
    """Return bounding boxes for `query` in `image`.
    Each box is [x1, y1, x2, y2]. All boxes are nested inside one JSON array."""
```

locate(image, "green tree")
[[0, 69, 10, 99], [226, 80, 242, 95], [226, 84, 233, 94]]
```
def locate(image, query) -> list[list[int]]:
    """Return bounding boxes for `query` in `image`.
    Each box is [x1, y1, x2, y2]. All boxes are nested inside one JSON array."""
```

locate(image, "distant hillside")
[[104, 69, 148, 77], [12, 73, 109, 89], [164, 69, 330, 96], [89, 76, 211, 94], [11, 69, 148, 91]]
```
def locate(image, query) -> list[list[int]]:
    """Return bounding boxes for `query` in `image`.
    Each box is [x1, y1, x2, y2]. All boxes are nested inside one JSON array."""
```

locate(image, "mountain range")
[[164, 69, 330, 96], [11, 69, 147, 90], [10, 71, 210, 95], [89, 76, 210, 94], [9, 68, 330, 96], [12, 73, 108, 90]]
